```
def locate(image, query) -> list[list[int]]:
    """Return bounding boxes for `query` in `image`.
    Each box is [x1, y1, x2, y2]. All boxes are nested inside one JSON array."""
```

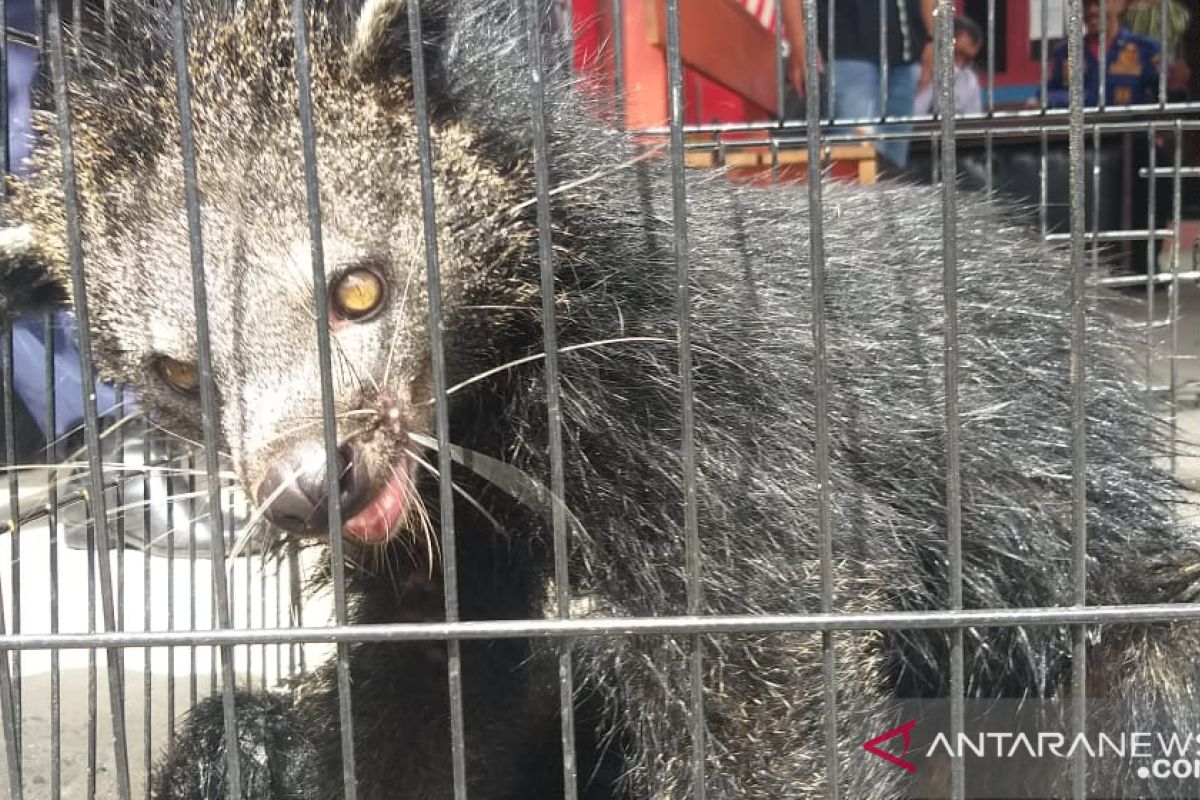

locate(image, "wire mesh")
[[0, 0, 1196, 798]]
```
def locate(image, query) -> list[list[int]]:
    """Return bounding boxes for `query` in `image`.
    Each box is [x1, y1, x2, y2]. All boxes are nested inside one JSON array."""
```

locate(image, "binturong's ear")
[[0, 225, 68, 321], [347, 0, 450, 82]]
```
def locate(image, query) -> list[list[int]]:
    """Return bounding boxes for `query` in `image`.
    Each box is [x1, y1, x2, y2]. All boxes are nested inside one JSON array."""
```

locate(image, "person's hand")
[[919, 41, 934, 88], [788, 45, 825, 96]]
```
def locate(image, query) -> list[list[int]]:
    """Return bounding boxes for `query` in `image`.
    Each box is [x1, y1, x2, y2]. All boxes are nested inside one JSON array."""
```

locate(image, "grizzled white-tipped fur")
[[0, 225, 34, 260], [349, 0, 406, 73]]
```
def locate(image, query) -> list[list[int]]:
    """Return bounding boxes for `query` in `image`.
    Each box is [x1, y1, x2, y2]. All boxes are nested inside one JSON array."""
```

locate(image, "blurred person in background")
[[782, 0, 934, 171], [1046, 0, 1162, 107], [1045, 0, 1174, 277], [914, 15, 983, 116]]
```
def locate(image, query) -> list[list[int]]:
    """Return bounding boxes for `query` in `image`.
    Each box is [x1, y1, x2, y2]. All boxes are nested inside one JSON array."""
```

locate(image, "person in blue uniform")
[[1046, 0, 1162, 108], [1047, 0, 1170, 277]]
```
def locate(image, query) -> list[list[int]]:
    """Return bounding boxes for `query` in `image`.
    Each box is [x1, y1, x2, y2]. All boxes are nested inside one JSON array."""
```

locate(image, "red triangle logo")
[[863, 719, 918, 773]]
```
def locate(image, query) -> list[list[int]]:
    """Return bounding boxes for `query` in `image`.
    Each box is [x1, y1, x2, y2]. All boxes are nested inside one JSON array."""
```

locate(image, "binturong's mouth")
[[342, 456, 414, 544], [253, 392, 426, 547]]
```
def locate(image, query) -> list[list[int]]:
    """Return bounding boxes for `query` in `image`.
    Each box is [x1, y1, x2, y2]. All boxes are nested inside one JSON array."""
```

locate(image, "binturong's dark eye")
[[331, 267, 387, 322], [156, 356, 200, 395]]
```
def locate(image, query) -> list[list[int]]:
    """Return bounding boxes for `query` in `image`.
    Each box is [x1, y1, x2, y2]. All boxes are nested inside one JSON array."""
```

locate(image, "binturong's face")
[[3, 0, 539, 548]]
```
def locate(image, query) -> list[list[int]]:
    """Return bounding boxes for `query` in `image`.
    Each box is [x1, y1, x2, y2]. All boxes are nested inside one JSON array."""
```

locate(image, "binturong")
[[2, 0, 1199, 797]]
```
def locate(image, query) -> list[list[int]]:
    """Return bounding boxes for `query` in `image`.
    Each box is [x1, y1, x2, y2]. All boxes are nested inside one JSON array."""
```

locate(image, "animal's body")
[[1, 0, 1198, 797]]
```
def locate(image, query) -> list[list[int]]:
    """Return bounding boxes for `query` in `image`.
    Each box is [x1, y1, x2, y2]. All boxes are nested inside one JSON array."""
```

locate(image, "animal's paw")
[[153, 690, 318, 800]]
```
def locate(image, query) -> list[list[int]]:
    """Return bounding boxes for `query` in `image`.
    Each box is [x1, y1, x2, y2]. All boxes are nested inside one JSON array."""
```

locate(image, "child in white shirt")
[[915, 16, 984, 115]]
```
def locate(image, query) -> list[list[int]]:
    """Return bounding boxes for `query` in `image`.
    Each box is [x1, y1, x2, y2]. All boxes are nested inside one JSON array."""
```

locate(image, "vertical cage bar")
[[522, 2, 578, 797], [44, 0, 133, 791], [825, 4, 835, 125], [800, 1, 838, 796], [1157, 0, 1167, 104], [86, 509, 96, 800], [934, 2, 965, 799], [1039, 0, 1049, 108], [1090, 124, 1102, 286], [1167, 121, 1182, 484], [115, 400, 127, 620], [167, 0, 244, 793], [2, 327, 20, 759], [879, 0, 888, 123], [275, 551, 283, 683], [0, 0, 9, 185], [115, 390, 127, 726], [774, 0, 785, 127], [609, 0, 624, 128], [260, 530, 268, 687], [0, 356, 20, 800], [44, 311, 61, 800], [0, 0, 21, 772], [188, 454, 198, 710], [167, 457, 177, 732], [288, 540, 305, 678], [984, 0, 996, 197], [143, 468, 152, 800], [286, 0, 359, 794], [69, 0, 79, 60], [985, 0, 996, 114], [1145, 136, 1157, 342], [404, 1, 467, 795], [244, 529, 252, 689], [663, 1, 706, 796], [1064, 0, 1089, 797], [1098, 0, 1107, 110]]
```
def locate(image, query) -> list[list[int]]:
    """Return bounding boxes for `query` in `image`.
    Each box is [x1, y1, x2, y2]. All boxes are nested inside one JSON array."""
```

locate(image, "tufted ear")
[[348, 0, 450, 82], [0, 226, 68, 321]]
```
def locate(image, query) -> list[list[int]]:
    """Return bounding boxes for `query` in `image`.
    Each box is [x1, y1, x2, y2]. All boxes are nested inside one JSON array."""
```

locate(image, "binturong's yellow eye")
[[331, 267, 386, 321], [157, 356, 200, 394]]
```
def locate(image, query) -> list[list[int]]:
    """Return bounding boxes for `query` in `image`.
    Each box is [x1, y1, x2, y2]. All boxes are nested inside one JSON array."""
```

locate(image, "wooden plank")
[[683, 140, 878, 185], [646, 0, 780, 117]]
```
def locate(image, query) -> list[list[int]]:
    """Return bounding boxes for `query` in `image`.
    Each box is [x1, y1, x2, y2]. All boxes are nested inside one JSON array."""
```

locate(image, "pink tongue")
[[344, 467, 408, 543]]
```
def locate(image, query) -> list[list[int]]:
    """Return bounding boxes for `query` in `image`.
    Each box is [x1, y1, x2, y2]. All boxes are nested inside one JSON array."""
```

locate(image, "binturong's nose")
[[255, 443, 371, 534]]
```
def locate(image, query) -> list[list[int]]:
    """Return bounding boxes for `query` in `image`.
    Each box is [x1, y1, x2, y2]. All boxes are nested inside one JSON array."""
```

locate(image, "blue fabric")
[[7, 0, 127, 439], [829, 58, 921, 169], [1047, 27, 1162, 108], [13, 313, 124, 438]]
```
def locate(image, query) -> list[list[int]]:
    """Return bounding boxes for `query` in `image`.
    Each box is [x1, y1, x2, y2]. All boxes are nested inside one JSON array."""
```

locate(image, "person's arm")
[[918, 0, 935, 87], [781, 0, 824, 96], [1045, 43, 1070, 107]]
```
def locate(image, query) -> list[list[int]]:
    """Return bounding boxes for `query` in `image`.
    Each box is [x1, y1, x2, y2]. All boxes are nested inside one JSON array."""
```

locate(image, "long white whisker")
[[46, 409, 144, 454], [139, 419, 226, 454], [389, 460, 438, 574], [93, 488, 228, 518], [9, 461, 239, 479], [434, 336, 674, 401], [406, 433, 590, 544], [502, 143, 668, 217]]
